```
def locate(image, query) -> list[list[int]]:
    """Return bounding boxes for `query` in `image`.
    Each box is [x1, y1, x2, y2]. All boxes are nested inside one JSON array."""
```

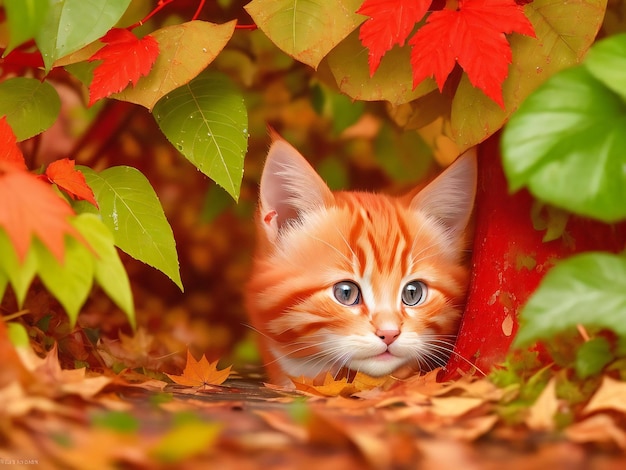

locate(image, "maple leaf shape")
[[0, 167, 85, 262], [291, 372, 392, 397], [409, 0, 535, 108], [357, 0, 431, 76], [0, 116, 27, 171], [43, 158, 98, 207], [88, 28, 159, 106], [166, 350, 232, 388]]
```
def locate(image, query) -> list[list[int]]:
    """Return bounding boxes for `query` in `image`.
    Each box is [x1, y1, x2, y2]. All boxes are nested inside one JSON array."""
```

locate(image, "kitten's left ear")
[[259, 136, 334, 242], [410, 147, 477, 238]]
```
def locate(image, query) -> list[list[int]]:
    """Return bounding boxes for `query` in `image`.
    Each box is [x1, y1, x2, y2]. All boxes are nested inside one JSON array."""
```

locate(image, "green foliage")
[[0, 214, 134, 326], [153, 72, 248, 201], [576, 337, 614, 379], [78, 166, 182, 292], [3, 0, 50, 54], [502, 66, 626, 222], [244, 0, 364, 69], [514, 253, 626, 347], [35, 0, 131, 71], [503, 33, 626, 377], [0, 78, 60, 141]]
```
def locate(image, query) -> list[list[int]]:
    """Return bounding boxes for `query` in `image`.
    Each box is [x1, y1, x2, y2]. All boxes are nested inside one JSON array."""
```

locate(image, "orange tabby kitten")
[[246, 135, 476, 385]]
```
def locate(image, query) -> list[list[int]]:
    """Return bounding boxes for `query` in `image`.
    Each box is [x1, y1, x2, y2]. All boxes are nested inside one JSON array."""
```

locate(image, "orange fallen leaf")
[[166, 350, 231, 388], [291, 371, 392, 398]]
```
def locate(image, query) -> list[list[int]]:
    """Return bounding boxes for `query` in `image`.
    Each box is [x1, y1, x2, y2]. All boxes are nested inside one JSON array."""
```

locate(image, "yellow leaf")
[[525, 377, 558, 432], [584, 376, 626, 415], [166, 350, 232, 388]]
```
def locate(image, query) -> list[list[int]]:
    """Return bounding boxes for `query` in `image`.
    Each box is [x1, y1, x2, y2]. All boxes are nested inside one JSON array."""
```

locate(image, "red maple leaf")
[[409, 0, 535, 108], [0, 116, 27, 171], [357, 0, 431, 76], [0, 166, 85, 263], [88, 28, 159, 106], [43, 158, 98, 208]]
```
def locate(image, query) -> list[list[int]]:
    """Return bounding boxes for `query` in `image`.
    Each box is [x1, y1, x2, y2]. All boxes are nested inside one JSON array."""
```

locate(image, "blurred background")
[[6, 0, 438, 375]]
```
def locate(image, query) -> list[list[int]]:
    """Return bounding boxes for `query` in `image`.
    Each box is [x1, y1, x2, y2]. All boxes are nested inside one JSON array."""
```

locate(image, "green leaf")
[[310, 82, 365, 134], [0, 78, 61, 141], [374, 123, 432, 183], [514, 253, 626, 346], [34, 235, 94, 326], [114, 20, 236, 110], [3, 0, 50, 54], [575, 337, 613, 379], [326, 29, 436, 105], [92, 410, 140, 433], [244, 0, 364, 69], [36, 0, 131, 71], [72, 213, 135, 326], [151, 419, 221, 463], [7, 322, 30, 348], [502, 66, 626, 222], [79, 166, 183, 291], [585, 33, 626, 101], [153, 71, 247, 200], [450, 0, 606, 150], [0, 229, 38, 307]]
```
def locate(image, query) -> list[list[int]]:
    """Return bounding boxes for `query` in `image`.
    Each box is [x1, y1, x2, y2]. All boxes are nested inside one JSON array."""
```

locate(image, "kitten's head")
[[247, 137, 476, 383]]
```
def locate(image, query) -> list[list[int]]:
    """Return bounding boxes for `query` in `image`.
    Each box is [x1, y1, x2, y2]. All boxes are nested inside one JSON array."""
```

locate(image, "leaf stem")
[[3, 309, 30, 321], [235, 23, 258, 30], [192, 0, 206, 21], [127, 0, 176, 30]]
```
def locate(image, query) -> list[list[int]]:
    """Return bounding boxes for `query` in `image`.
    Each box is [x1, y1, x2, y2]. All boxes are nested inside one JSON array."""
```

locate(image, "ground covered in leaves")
[[3, 324, 626, 470]]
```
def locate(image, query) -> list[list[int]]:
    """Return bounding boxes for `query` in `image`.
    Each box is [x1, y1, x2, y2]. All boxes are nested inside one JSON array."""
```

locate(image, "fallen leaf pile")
[[3, 319, 626, 469]]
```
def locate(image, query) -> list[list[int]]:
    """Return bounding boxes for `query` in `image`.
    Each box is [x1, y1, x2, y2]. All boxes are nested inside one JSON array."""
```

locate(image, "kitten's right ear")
[[259, 137, 334, 242]]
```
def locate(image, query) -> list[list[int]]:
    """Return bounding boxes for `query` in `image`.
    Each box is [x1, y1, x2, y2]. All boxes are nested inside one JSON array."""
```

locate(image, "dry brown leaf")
[[430, 396, 486, 418], [525, 377, 558, 432], [565, 413, 626, 449], [584, 376, 626, 415], [166, 349, 232, 388], [254, 409, 308, 442]]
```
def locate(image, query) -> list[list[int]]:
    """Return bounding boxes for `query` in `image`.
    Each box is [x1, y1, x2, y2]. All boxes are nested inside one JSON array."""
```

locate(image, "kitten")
[[246, 134, 476, 385]]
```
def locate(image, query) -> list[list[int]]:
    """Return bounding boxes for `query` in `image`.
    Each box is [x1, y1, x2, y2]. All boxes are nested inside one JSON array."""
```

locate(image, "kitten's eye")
[[333, 281, 361, 306], [401, 280, 427, 306]]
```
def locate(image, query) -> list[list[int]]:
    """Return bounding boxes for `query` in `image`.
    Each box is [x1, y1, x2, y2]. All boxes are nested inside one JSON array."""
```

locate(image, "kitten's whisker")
[[334, 227, 360, 272], [421, 337, 487, 377], [304, 232, 354, 269]]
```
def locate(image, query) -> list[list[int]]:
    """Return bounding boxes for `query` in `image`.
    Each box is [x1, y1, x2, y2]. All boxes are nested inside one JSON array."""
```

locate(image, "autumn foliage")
[[358, 0, 535, 107]]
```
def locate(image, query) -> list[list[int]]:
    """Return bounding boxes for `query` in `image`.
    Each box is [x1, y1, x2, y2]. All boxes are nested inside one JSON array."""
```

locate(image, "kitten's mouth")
[[374, 351, 397, 361]]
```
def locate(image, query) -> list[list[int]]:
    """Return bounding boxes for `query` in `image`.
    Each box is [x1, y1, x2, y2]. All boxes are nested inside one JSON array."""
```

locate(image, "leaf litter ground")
[[3, 333, 626, 470]]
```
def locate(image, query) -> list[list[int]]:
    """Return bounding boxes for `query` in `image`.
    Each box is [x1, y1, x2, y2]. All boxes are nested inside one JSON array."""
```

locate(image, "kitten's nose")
[[376, 329, 400, 346]]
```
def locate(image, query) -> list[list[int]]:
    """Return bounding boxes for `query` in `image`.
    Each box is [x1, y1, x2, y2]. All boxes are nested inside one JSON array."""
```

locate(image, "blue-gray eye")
[[333, 281, 361, 306], [402, 280, 427, 306]]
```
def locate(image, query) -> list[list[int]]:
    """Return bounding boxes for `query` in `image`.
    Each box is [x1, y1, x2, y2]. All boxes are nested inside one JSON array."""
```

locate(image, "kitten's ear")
[[259, 136, 334, 241], [410, 147, 477, 238]]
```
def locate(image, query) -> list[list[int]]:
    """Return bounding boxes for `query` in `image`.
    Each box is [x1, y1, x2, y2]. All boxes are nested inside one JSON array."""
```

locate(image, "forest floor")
[[4, 341, 626, 470]]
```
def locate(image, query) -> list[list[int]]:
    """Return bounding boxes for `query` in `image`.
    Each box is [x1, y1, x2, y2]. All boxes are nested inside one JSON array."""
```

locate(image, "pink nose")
[[376, 329, 400, 346]]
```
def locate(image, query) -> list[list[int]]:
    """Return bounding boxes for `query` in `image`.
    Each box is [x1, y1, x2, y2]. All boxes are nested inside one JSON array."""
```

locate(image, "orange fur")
[[246, 136, 476, 385]]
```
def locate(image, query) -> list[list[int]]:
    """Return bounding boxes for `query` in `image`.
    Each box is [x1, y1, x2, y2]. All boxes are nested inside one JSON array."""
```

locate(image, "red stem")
[[191, 0, 206, 20], [235, 23, 258, 30], [127, 0, 176, 30]]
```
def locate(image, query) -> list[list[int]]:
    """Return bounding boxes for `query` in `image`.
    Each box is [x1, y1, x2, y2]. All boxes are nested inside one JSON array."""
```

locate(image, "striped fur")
[[246, 137, 476, 385]]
